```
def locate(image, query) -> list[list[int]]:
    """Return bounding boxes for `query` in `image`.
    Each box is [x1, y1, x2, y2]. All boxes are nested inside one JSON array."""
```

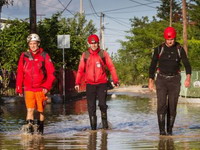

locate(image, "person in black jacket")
[[148, 27, 191, 135]]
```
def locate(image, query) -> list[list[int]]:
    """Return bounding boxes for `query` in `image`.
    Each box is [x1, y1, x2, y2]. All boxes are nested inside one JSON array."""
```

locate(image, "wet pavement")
[[0, 93, 200, 149]]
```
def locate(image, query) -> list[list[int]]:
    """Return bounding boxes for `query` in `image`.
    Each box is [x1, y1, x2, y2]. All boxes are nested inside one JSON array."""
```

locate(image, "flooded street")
[[0, 93, 200, 149]]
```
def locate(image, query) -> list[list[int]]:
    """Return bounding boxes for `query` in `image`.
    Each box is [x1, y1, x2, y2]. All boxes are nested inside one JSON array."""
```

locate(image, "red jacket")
[[16, 48, 55, 94], [76, 48, 118, 85]]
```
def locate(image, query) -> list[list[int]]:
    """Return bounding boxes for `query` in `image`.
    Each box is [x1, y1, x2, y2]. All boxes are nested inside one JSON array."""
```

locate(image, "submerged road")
[[0, 93, 200, 149]]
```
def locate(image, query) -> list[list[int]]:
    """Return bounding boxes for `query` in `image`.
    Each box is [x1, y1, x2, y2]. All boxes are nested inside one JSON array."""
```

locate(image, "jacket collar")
[[88, 48, 100, 55], [29, 48, 43, 56]]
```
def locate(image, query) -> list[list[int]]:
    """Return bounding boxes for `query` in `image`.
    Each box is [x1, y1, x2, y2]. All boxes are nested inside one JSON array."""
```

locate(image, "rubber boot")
[[158, 114, 166, 135], [89, 115, 97, 130], [37, 120, 44, 135], [26, 119, 34, 134], [101, 112, 108, 129], [167, 116, 175, 135]]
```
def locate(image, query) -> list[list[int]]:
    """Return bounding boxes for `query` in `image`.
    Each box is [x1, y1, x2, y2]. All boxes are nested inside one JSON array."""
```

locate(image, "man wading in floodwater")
[[16, 33, 55, 135], [148, 27, 191, 135], [75, 34, 119, 130]]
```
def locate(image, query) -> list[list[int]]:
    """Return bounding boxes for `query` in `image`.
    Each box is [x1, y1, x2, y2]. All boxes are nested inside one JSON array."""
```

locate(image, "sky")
[[1, 0, 161, 54]]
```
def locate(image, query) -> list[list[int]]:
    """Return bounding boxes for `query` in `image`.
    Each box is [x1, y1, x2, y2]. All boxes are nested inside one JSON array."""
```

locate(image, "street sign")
[[57, 35, 70, 102], [57, 35, 70, 49]]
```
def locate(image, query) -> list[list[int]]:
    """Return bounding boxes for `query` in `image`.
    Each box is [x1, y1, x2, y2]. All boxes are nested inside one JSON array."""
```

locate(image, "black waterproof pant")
[[155, 74, 181, 116], [86, 83, 108, 116]]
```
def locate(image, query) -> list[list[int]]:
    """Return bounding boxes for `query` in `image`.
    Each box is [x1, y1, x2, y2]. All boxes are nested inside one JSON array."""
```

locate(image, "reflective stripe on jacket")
[[76, 48, 118, 85], [16, 48, 55, 94]]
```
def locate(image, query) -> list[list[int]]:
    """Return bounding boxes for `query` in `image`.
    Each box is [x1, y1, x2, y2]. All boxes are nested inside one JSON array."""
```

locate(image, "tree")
[[0, 19, 29, 95], [38, 13, 97, 69], [157, 0, 182, 22], [0, 0, 13, 20], [116, 16, 184, 85], [0, 13, 97, 95], [188, 0, 200, 27]]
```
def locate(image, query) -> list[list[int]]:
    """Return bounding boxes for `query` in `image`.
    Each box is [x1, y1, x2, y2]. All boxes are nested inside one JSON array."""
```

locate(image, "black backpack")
[[158, 43, 182, 60], [84, 49, 106, 64], [23, 51, 47, 79]]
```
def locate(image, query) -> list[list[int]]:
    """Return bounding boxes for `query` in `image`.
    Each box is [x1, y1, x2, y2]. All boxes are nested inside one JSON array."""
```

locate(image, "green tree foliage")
[[116, 16, 187, 85], [157, 0, 181, 22], [187, 39, 200, 70], [0, 13, 96, 95], [188, 0, 200, 27], [115, 0, 200, 85], [0, 19, 29, 94], [38, 13, 96, 69]]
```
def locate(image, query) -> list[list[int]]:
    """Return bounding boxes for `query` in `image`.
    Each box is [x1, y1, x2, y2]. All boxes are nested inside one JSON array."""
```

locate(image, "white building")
[[0, 18, 8, 30]]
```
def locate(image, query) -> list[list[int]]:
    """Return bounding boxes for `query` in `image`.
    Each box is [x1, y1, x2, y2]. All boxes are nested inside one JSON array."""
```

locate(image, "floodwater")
[[0, 93, 200, 150]]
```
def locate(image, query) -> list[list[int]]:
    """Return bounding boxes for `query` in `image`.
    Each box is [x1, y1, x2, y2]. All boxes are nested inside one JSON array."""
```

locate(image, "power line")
[[106, 27, 127, 32], [57, 0, 74, 15], [37, 1, 75, 16], [105, 33, 127, 36], [101, 9, 157, 15], [129, 0, 157, 8], [85, 1, 158, 16], [88, 0, 100, 17], [106, 15, 130, 29], [143, 0, 160, 3]]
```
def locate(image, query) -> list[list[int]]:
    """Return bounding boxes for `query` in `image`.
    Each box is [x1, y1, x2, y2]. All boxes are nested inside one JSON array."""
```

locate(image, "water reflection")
[[0, 94, 200, 149], [20, 135, 45, 150], [100, 131, 108, 150], [87, 131, 108, 150], [88, 132, 97, 150], [158, 137, 174, 150]]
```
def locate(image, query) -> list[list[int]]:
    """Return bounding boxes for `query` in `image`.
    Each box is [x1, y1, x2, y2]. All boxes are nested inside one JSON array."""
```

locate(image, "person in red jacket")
[[75, 34, 119, 130], [16, 33, 55, 135]]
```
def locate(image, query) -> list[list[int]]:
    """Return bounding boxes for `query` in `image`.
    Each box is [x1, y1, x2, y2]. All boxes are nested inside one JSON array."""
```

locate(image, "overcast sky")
[[1, 0, 160, 54]]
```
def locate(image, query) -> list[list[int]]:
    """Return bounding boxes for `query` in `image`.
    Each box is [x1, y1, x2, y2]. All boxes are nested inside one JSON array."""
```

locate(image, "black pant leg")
[[156, 74, 168, 115], [86, 84, 97, 116], [96, 83, 108, 113], [167, 75, 181, 117]]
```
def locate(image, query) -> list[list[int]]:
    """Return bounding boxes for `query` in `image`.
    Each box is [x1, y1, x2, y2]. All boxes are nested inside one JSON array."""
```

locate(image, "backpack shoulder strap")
[[176, 44, 182, 59], [84, 49, 106, 64], [99, 49, 106, 64], [158, 43, 165, 58], [98, 49, 104, 58], [41, 51, 47, 59], [84, 51, 90, 62], [24, 51, 34, 60]]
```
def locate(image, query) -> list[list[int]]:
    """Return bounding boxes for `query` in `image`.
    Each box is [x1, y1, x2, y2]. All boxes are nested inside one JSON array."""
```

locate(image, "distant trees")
[[0, 13, 96, 95], [38, 13, 96, 69], [2, 0, 200, 91], [114, 0, 200, 85], [0, 19, 28, 95], [0, 0, 13, 19], [156, 0, 182, 22]]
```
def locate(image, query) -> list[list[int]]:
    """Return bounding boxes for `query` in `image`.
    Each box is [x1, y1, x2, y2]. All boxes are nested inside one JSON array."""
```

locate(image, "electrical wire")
[[57, 0, 74, 15], [88, 0, 100, 18], [129, 0, 157, 8], [106, 15, 130, 29], [85, 1, 158, 16], [37, 1, 75, 15]]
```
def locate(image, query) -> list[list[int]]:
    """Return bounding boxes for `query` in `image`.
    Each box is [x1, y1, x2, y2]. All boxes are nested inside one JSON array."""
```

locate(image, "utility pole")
[[100, 13, 105, 49], [80, 0, 83, 15], [169, 0, 173, 26], [182, 0, 188, 54], [30, 0, 37, 33]]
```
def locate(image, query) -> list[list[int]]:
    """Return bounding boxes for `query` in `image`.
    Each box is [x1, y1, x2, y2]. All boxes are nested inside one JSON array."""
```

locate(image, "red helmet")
[[88, 34, 99, 44], [163, 27, 176, 39]]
